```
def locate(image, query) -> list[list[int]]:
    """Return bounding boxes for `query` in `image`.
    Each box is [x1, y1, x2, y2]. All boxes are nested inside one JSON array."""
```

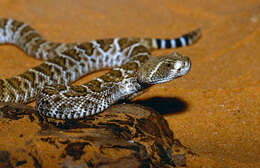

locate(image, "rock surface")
[[0, 103, 192, 168]]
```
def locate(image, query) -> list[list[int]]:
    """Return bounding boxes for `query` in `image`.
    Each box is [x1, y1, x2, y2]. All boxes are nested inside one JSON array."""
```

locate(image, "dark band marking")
[[10, 20, 24, 34], [183, 35, 190, 45], [30, 38, 46, 56], [165, 39, 171, 48], [86, 80, 103, 92], [20, 71, 37, 88], [130, 45, 149, 57], [118, 38, 139, 52], [96, 39, 114, 52], [175, 39, 182, 47], [156, 39, 161, 49], [77, 42, 94, 56], [62, 48, 82, 62], [3, 80, 17, 101], [0, 18, 8, 29]]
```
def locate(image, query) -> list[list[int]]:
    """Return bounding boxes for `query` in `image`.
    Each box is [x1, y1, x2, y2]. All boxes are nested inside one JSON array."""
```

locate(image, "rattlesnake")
[[0, 18, 200, 119]]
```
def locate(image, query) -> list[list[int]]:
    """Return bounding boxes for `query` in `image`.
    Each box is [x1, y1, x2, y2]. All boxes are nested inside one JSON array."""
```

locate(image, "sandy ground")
[[0, 0, 259, 167]]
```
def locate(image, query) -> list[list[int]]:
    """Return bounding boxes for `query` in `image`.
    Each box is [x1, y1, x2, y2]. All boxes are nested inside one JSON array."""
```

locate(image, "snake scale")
[[0, 18, 200, 119]]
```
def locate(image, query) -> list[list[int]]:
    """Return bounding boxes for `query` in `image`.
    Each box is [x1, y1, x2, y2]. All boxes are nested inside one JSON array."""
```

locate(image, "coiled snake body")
[[0, 18, 200, 119]]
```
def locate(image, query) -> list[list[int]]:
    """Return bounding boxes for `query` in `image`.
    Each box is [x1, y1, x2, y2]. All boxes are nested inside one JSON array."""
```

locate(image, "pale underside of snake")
[[0, 18, 200, 119]]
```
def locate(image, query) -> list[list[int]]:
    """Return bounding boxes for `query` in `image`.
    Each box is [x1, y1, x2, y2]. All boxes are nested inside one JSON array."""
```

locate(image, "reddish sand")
[[0, 0, 259, 167]]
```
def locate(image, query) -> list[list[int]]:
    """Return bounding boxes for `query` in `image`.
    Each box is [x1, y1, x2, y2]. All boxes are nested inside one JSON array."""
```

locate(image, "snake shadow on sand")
[[133, 96, 188, 115]]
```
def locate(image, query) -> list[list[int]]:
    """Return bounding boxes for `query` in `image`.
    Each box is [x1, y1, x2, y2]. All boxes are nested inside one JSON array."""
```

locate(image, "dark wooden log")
[[0, 103, 188, 168]]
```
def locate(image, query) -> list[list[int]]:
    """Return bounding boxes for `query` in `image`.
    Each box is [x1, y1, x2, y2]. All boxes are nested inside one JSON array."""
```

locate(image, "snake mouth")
[[179, 58, 191, 77]]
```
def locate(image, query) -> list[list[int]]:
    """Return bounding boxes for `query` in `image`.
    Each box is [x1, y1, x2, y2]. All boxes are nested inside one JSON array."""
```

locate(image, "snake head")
[[137, 52, 191, 85]]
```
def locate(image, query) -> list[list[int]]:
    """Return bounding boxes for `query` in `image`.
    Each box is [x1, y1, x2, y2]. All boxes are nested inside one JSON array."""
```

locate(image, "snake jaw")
[[176, 58, 191, 77]]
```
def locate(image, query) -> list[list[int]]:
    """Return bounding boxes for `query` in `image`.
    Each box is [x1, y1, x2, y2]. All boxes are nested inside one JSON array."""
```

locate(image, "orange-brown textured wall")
[[0, 0, 259, 167]]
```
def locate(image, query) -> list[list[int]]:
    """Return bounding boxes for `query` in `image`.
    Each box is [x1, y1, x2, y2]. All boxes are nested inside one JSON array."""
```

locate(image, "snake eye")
[[166, 62, 172, 67]]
